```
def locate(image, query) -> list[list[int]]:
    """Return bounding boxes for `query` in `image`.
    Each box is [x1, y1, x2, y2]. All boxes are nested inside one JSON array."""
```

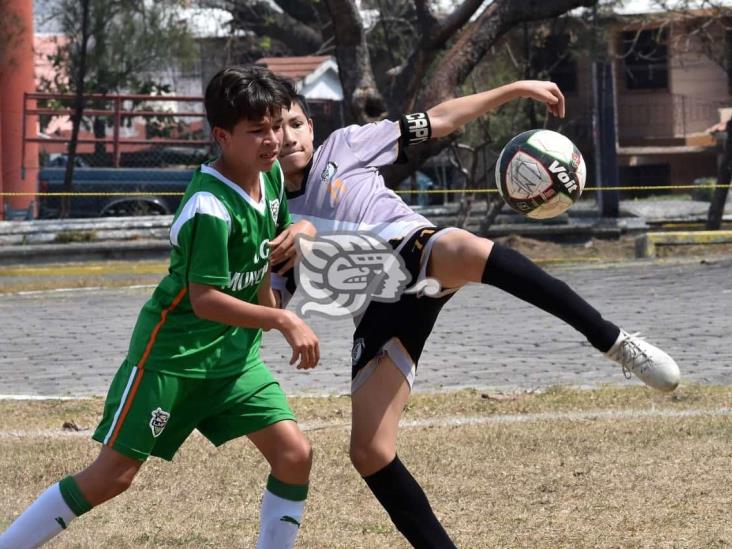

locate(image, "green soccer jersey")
[[126, 161, 292, 378]]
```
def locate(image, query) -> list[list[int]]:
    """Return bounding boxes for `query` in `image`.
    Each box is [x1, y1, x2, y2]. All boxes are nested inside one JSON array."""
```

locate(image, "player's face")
[[214, 111, 283, 173], [279, 102, 314, 179]]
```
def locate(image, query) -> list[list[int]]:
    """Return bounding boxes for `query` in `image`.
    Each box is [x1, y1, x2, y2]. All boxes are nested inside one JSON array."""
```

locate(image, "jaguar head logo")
[[295, 233, 410, 318]]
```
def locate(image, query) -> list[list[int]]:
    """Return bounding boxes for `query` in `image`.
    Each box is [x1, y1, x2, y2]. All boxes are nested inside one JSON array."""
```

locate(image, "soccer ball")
[[495, 129, 586, 219]]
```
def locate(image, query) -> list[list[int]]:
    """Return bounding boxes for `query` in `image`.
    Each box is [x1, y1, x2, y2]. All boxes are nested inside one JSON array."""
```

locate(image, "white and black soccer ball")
[[495, 129, 586, 219]]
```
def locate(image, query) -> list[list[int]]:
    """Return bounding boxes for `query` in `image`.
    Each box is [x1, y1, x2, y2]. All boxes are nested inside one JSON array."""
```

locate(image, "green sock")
[[266, 474, 308, 501], [58, 475, 93, 517]]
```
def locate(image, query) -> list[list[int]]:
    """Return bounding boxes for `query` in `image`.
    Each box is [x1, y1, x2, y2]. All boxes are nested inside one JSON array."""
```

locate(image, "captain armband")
[[399, 112, 432, 147]]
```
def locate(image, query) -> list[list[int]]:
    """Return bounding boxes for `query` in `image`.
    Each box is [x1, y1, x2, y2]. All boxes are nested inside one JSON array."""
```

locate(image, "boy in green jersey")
[[0, 65, 320, 549]]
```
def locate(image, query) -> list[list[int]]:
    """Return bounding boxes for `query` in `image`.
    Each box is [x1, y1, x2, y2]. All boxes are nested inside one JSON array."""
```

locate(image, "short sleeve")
[[340, 120, 401, 167], [270, 160, 293, 232], [170, 192, 231, 287], [276, 169, 293, 231]]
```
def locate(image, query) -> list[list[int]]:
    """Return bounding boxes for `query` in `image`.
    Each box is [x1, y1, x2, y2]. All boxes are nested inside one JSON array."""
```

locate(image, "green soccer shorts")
[[92, 359, 296, 461]]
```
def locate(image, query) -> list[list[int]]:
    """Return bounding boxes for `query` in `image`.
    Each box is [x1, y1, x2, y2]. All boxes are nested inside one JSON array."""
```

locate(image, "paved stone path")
[[1, 257, 730, 397]]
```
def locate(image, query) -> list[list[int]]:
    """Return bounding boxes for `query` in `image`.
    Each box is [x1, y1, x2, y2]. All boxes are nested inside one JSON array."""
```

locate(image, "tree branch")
[[432, 0, 484, 46], [422, 0, 594, 108], [225, 1, 324, 55]]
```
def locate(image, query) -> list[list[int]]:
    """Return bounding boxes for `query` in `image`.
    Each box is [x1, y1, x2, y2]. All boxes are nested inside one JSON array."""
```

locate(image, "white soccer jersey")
[[285, 120, 432, 242]]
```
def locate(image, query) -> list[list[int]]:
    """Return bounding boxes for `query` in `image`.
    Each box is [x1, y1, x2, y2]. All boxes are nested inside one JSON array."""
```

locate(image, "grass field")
[[1, 385, 730, 548], [2, 241, 730, 547]]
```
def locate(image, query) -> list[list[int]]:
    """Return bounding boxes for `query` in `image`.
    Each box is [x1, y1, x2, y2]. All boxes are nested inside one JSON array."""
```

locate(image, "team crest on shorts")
[[149, 407, 170, 438], [269, 199, 280, 224], [352, 338, 365, 367]]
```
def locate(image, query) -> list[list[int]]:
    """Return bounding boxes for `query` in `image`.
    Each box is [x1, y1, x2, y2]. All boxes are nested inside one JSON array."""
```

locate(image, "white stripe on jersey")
[[170, 191, 232, 247], [277, 163, 285, 203], [290, 212, 432, 243], [200, 164, 267, 215], [103, 366, 139, 444]]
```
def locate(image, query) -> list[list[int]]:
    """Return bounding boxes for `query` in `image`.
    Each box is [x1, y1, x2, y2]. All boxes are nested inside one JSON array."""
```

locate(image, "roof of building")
[[256, 56, 333, 81]]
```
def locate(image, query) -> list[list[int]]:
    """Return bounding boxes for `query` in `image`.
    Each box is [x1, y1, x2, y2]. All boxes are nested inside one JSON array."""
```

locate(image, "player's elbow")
[[188, 284, 215, 320], [189, 295, 208, 319], [424, 111, 454, 139]]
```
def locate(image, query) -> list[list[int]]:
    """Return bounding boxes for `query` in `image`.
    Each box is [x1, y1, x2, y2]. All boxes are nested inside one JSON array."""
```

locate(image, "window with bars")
[[621, 28, 669, 90], [533, 33, 578, 93]]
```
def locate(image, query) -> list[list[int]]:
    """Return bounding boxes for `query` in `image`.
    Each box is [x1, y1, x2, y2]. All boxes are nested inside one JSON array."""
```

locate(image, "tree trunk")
[[707, 119, 732, 230], [60, 0, 90, 218], [324, 0, 384, 124]]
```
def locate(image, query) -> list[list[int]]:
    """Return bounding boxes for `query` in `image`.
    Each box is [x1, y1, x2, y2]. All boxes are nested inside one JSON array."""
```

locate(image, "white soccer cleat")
[[606, 330, 681, 392]]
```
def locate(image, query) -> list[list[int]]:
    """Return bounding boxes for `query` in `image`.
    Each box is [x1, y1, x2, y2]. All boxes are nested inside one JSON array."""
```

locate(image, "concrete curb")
[[0, 239, 171, 264], [634, 230, 732, 258]]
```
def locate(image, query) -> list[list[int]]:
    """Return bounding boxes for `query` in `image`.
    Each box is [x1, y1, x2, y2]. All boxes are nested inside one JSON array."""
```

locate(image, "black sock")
[[363, 455, 456, 549], [481, 243, 620, 352]]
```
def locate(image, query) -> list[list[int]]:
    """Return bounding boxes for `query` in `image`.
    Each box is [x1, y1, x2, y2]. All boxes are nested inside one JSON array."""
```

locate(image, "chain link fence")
[[23, 93, 210, 218]]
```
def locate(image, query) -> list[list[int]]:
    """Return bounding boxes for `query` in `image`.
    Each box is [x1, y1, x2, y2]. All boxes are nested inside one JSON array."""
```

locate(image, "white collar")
[[201, 164, 266, 214]]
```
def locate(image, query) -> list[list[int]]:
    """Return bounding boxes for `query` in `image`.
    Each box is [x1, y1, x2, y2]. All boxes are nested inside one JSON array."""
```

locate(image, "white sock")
[[0, 483, 77, 549], [255, 489, 306, 549]]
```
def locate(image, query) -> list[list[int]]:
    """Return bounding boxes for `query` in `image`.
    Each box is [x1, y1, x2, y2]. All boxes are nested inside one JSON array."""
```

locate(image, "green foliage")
[[38, 0, 197, 136], [259, 35, 272, 50], [41, 0, 196, 95]]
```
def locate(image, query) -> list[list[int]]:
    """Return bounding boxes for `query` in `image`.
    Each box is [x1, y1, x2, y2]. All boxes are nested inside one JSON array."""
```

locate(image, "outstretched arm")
[[426, 81, 565, 139]]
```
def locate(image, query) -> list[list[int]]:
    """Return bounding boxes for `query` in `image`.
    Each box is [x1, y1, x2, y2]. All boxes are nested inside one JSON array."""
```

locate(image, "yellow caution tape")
[[0, 183, 730, 197]]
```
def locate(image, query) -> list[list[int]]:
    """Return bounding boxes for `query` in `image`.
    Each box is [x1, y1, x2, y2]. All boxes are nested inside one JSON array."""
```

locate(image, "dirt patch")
[[496, 234, 637, 263]]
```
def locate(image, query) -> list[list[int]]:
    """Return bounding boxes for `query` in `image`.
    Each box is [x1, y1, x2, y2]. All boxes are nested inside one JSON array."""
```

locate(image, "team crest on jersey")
[[269, 198, 280, 224], [149, 407, 170, 438], [321, 162, 338, 182]]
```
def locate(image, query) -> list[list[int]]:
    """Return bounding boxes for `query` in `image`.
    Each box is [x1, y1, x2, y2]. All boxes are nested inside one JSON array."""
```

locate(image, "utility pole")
[[707, 118, 731, 230], [590, 0, 619, 218]]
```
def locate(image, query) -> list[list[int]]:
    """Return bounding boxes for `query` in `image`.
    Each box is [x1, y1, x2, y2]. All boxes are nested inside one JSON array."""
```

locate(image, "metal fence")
[[25, 92, 213, 170], [617, 92, 727, 140]]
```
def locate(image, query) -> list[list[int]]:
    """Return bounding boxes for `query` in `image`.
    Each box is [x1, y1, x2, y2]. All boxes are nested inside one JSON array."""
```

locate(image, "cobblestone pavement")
[[1, 257, 730, 397]]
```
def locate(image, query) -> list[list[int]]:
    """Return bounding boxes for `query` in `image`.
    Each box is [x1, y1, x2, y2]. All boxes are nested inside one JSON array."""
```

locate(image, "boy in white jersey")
[[0, 65, 319, 549], [271, 79, 681, 547]]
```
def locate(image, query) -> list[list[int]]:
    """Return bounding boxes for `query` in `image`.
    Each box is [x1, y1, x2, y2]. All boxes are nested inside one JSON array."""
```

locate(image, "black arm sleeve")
[[396, 112, 432, 163]]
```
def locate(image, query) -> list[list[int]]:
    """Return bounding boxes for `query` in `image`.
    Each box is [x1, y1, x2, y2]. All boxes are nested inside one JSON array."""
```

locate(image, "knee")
[[106, 473, 135, 498], [349, 441, 392, 476], [432, 231, 494, 286], [276, 436, 313, 475], [76, 465, 137, 506]]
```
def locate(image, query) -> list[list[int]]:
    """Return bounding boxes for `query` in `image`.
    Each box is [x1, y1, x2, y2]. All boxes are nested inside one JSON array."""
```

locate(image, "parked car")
[[38, 167, 193, 218]]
